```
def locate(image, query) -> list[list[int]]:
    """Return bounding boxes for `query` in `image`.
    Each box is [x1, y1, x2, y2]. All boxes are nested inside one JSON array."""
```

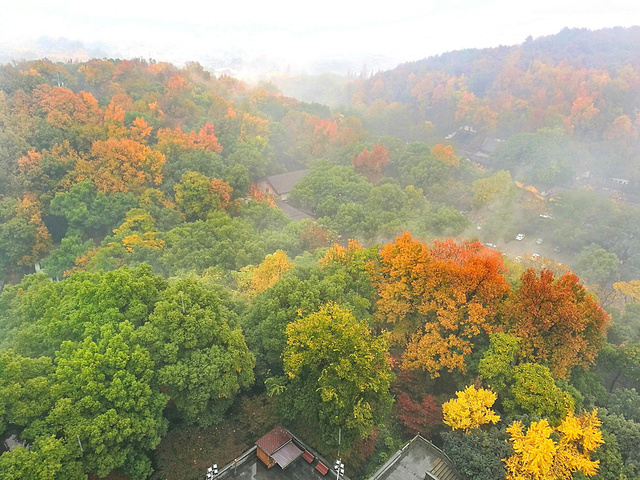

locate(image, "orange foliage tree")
[[156, 122, 222, 154], [371, 232, 510, 376], [16, 142, 79, 198], [352, 144, 389, 174], [129, 117, 153, 144], [104, 93, 134, 123], [76, 138, 165, 194], [430, 144, 460, 166], [505, 269, 610, 379], [15, 194, 52, 265], [34, 85, 102, 128]]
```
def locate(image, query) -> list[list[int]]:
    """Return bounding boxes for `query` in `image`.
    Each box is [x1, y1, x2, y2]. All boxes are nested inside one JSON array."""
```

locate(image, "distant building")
[[256, 170, 310, 201], [611, 177, 629, 186], [465, 152, 492, 169], [274, 199, 315, 222], [255, 170, 315, 222], [478, 137, 505, 156]]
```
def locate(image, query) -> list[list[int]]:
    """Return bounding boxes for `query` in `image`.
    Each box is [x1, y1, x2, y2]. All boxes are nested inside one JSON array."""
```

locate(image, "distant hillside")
[[345, 27, 640, 180], [407, 27, 640, 79]]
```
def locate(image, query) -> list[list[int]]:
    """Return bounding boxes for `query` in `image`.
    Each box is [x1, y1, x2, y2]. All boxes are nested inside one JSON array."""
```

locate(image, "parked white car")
[[516, 233, 525, 241]]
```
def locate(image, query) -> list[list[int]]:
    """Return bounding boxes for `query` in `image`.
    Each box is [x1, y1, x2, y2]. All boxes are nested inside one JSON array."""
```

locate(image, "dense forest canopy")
[[1, 27, 640, 480]]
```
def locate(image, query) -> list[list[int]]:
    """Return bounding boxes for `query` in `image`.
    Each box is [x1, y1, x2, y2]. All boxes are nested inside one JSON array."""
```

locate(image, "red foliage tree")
[[352, 144, 389, 174], [505, 269, 610, 378], [395, 392, 442, 437]]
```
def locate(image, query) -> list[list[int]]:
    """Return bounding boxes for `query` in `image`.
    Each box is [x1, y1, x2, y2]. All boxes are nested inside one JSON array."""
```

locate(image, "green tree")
[[161, 150, 224, 193], [243, 264, 372, 381], [173, 171, 227, 221], [472, 170, 517, 209], [136, 277, 255, 427], [479, 334, 575, 422], [42, 235, 94, 279], [479, 332, 521, 395], [159, 212, 265, 273], [288, 162, 371, 218], [507, 363, 574, 423], [0, 435, 84, 480], [49, 180, 136, 237], [227, 138, 273, 181], [276, 303, 393, 449], [38, 322, 168, 478], [442, 426, 510, 480], [0, 265, 166, 357], [0, 350, 53, 435], [575, 244, 620, 287], [597, 410, 640, 477]]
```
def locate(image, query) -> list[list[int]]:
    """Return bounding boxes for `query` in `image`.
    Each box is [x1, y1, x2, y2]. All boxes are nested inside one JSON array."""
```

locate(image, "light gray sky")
[[2, 0, 640, 76]]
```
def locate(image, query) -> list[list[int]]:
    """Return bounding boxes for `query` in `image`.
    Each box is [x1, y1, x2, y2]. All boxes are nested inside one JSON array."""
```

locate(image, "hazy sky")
[[2, 0, 640, 75]]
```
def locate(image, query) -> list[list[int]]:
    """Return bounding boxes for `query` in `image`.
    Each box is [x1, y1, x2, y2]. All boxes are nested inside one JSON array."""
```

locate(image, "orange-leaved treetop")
[[371, 232, 510, 376], [504, 269, 609, 379]]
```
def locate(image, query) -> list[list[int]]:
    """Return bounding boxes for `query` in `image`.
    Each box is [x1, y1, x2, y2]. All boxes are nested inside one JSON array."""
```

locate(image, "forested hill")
[[393, 27, 640, 84], [350, 27, 640, 151], [1, 54, 640, 480]]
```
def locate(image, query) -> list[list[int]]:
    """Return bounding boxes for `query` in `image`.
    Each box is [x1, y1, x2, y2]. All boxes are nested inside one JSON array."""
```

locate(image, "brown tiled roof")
[[255, 426, 293, 456]]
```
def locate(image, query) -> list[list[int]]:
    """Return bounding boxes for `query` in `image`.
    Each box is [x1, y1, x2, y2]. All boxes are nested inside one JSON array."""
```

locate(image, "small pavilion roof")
[[256, 426, 293, 456]]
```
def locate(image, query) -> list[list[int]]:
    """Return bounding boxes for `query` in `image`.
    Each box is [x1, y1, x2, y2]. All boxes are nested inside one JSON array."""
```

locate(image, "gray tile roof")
[[274, 199, 315, 222], [264, 170, 310, 195], [369, 435, 463, 480]]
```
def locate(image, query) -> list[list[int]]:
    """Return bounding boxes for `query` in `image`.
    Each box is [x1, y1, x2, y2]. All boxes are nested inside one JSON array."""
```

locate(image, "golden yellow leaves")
[[504, 410, 603, 480], [613, 280, 640, 303], [236, 250, 294, 297], [442, 385, 500, 433], [505, 419, 557, 478], [249, 250, 294, 295]]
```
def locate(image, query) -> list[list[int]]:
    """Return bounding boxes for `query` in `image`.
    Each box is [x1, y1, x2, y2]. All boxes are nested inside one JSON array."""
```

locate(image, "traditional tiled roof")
[[264, 170, 310, 195], [256, 426, 293, 456], [479, 138, 504, 154], [274, 199, 315, 221], [369, 435, 463, 480]]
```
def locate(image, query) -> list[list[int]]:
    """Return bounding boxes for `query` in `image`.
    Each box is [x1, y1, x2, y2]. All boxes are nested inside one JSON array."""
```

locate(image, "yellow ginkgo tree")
[[442, 385, 501, 433], [503, 410, 604, 480]]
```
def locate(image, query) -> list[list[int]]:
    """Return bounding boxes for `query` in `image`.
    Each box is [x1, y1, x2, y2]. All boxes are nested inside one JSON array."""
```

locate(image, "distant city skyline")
[[2, 0, 639, 78]]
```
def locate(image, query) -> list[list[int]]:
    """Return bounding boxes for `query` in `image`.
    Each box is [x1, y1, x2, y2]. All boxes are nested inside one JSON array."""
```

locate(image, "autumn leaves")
[[367, 231, 608, 380], [364, 231, 608, 478]]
